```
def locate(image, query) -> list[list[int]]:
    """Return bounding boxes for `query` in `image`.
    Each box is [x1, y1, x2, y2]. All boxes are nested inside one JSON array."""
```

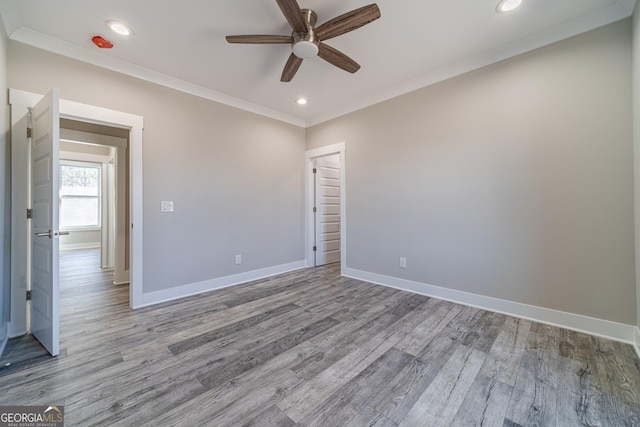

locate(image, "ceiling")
[[0, 0, 636, 127]]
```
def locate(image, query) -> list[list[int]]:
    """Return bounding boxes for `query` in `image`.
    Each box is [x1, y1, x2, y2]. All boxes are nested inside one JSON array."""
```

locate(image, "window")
[[60, 162, 101, 229]]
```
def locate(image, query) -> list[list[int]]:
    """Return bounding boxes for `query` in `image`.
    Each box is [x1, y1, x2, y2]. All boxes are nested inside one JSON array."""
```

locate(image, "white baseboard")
[[635, 327, 640, 360], [344, 267, 637, 346], [0, 323, 7, 358], [60, 243, 100, 251], [140, 260, 306, 308]]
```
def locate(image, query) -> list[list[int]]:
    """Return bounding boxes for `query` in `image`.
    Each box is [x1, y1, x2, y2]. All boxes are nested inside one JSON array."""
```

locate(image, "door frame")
[[305, 142, 346, 272], [9, 89, 144, 336]]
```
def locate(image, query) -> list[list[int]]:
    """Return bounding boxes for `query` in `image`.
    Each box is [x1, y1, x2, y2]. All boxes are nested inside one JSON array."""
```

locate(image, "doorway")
[[58, 119, 130, 285], [306, 142, 346, 270], [8, 88, 144, 349]]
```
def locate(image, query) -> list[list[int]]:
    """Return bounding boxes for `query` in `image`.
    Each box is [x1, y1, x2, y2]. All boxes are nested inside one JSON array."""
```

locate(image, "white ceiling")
[[0, 0, 636, 127]]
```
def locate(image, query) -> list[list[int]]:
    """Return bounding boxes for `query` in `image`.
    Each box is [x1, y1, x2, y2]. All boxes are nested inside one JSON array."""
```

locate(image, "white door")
[[30, 89, 61, 356], [314, 155, 341, 266]]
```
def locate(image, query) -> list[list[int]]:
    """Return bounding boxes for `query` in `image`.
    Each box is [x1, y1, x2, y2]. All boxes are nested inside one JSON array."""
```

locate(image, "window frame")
[[59, 160, 102, 231]]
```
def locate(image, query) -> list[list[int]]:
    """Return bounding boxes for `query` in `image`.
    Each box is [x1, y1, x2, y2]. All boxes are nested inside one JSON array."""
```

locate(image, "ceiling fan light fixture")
[[292, 40, 318, 59], [496, 0, 522, 13], [106, 20, 132, 36]]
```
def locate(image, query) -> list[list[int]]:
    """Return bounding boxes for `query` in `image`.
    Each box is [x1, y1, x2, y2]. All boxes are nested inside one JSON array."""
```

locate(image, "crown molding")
[[3, 0, 635, 128], [306, 0, 636, 127], [9, 27, 307, 128]]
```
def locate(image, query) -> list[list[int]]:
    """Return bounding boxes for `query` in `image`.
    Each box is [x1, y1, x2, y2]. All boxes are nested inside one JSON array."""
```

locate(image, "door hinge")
[[313, 246, 317, 252], [313, 168, 317, 174], [26, 127, 32, 138], [26, 208, 32, 219], [313, 207, 317, 213], [26, 290, 32, 301]]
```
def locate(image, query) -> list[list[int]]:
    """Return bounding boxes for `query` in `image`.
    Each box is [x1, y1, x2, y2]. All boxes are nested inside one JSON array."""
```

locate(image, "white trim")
[[60, 243, 100, 251], [140, 261, 306, 308], [4, 2, 633, 128], [305, 1, 636, 127], [60, 128, 128, 149], [9, 28, 305, 128], [9, 88, 144, 309], [344, 267, 638, 345], [635, 327, 640, 360], [59, 151, 111, 164], [305, 143, 346, 273]]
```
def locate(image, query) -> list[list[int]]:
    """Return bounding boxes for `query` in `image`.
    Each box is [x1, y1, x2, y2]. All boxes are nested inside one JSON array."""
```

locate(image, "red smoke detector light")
[[92, 35, 113, 49]]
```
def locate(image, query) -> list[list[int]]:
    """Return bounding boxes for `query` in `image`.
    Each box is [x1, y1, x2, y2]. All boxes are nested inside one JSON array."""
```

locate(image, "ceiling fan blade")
[[281, 53, 303, 82], [315, 4, 381, 41], [226, 35, 293, 44], [318, 43, 360, 74], [276, 0, 307, 33]]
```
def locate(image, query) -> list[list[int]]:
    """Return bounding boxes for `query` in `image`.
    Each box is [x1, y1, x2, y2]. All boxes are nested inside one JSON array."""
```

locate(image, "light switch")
[[161, 201, 174, 212]]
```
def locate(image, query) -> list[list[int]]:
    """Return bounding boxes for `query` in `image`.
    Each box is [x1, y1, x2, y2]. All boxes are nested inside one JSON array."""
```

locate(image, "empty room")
[[0, 0, 640, 425]]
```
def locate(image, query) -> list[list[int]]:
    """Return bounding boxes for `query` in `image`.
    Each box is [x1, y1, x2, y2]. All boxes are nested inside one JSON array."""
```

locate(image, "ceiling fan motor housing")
[[226, 1, 381, 82], [292, 9, 319, 59]]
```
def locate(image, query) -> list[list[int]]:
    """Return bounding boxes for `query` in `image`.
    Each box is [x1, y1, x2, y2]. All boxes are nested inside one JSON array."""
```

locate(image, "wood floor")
[[1, 249, 640, 426]]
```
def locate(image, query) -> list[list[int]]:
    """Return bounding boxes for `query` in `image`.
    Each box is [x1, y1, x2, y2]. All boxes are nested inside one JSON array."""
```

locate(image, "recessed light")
[[295, 98, 308, 105], [496, 0, 522, 13], [106, 20, 132, 36]]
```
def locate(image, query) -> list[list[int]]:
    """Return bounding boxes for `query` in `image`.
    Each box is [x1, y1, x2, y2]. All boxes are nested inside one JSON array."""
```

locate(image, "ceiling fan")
[[226, 0, 381, 82]]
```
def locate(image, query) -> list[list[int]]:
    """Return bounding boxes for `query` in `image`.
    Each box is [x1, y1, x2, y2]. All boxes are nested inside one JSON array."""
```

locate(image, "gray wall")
[[8, 42, 307, 294], [0, 13, 8, 337], [308, 20, 635, 325]]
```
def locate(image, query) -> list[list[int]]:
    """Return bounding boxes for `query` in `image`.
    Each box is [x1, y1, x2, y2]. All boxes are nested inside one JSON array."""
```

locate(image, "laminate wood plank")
[[3, 249, 640, 426], [0, 352, 124, 405], [240, 405, 295, 427], [558, 328, 600, 363], [0, 335, 51, 375], [502, 330, 559, 426], [447, 309, 507, 353], [593, 337, 640, 403], [197, 371, 302, 427], [371, 335, 459, 423], [310, 291, 419, 348], [148, 367, 303, 427], [71, 377, 206, 426], [122, 285, 321, 355], [398, 345, 487, 426], [450, 375, 513, 427], [297, 348, 414, 426], [277, 322, 410, 422], [555, 356, 608, 426], [478, 316, 532, 386], [596, 393, 640, 426], [345, 406, 399, 427], [220, 279, 313, 308], [168, 302, 299, 355], [198, 316, 339, 390], [299, 403, 361, 427], [394, 301, 463, 356], [289, 294, 434, 382], [146, 342, 317, 427]]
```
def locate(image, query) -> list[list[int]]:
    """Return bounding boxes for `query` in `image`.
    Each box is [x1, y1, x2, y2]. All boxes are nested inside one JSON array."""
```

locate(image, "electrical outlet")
[[400, 257, 407, 268], [235, 254, 242, 265]]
